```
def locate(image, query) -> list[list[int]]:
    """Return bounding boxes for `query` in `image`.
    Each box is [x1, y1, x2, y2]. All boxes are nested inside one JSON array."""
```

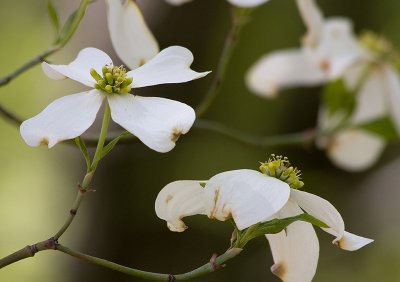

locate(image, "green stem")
[[57, 244, 242, 281], [0, 45, 61, 87], [195, 7, 253, 117], [0, 0, 90, 87], [90, 103, 111, 171], [54, 103, 111, 240], [81, 119, 315, 148], [194, 119, 316, 147], [53, 172, 94, 240], [0, 238, 57, 269]]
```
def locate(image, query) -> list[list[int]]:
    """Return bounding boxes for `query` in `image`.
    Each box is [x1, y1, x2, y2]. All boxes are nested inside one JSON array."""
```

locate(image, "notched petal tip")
[[334, 231, 374, 251], [167, 221, 188, 232], [271, 263, 286, 279]]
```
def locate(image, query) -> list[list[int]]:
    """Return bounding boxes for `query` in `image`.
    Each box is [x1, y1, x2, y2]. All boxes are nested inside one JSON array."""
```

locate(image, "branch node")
[[168, 274, 176, 282], [77, 183, 96, 193], [209, 253, 224, 271]]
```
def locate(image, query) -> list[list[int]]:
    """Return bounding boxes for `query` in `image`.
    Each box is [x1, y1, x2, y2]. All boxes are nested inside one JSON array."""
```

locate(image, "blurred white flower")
[[105, 0, 159, 69], [246, 0, 363, 97], [165, 0, 270, 8], [155, 157, 373, 281], [246, 0, 400, 171], [20, 47, 210, 152]]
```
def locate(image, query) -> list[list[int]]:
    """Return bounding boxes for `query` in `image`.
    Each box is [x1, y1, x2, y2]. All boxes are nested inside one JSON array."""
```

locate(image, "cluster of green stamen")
[[359, 31, 400, 65], [259, 154, 304, 189], [90, 65, 133, 94]]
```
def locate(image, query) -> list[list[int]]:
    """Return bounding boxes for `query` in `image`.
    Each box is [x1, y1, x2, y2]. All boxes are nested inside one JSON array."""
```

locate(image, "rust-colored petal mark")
[[271, 262, 286, 280]]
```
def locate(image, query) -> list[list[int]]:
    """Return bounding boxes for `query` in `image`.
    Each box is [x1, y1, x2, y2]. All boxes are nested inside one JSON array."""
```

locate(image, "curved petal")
[[345, 66, 387, 124], [311, 18, 364, 79], [246, 49, 326, 98], [291, 189, 344, 238], [291, 189, 373, 250], [106, 0, 159, 70], [164, 0, 193, 5], [20, 90, 104, 148], [382, 65, 400, 135], [266, 199, 319, 282], [108, 94, 195, 153], [326, 129, 385, 172], [127, 46, 210, 88], [155, 180, 206, 232], [227, 0, 269, 7], [335, 231, 374, 251], [42, 48, 113, 87], [296, 0, 324, 47], [203, 169, 290, 230]]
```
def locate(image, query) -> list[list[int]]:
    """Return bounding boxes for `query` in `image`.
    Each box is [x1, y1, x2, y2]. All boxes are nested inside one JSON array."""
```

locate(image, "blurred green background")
[[0, 0, 399, 281]]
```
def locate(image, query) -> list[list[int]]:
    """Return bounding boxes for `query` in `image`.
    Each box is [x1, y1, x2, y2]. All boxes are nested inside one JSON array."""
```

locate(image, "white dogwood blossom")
[[155, 156, 373, 281], [105, 0, 159, 69], [246, 0, 400, 171], [164, 0, 270, 8], [247, 0, 363, 97], [20, 47, 210, 152]]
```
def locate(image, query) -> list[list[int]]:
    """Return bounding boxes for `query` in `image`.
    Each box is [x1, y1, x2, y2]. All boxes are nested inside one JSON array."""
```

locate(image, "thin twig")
[[0, 104, 23, 125], [195, 7, 253, 117], [0, 0, 91, 87], [0, 238, 57, 268], [56, 244, 242, 281]]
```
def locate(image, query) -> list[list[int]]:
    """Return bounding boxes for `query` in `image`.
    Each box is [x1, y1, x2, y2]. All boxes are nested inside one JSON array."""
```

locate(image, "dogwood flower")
[[246, 0, 400, 171], [155, 155, 373, 281], [20, 47, 210, 152], [247, 0, 363, 97], [105, 0, 159, 69], [164, 0, 270, 8]]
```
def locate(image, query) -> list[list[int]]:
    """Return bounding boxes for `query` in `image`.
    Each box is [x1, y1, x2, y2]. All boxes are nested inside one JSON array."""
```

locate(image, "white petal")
[[155, 180, 206, 232], [335, 231, 374, 251], [246, 49, 326, 98], [291, 189, 373, 250], [164, 0, 193, 5], [203, 169, 290, 230], [311, 18, 364, 79], [326, 129, 385, 172], [296, 0, 324, 47], [345, 65, 387, 124], [127, 46, 210, 88], [105, 0, 159, 70], [42, 48, 113, 87], [108, 94, 195, 153], [382, 65, 400, 134], [20, 90, 104, 148], [291, 189, 344, 238], [266, 199, 319, 282], [227, 0, 269, 7]]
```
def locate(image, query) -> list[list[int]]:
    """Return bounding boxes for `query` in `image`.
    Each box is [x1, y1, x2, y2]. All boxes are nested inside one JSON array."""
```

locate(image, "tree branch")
[[0, 0, 91, 87], [195, 7, 253, 117], [56, 244, 242, 281], [0, 238, 57, 268]]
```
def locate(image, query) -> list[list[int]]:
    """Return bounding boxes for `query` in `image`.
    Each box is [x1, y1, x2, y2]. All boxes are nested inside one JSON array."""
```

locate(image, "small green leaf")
[[47, 1, 60, 38], [100, 131, 130, 160], [75, 137, 91, 171], [55, 0, 90, 45], [251, 214, 328, 238], [357, 116, 399, 141], [323, 79, 355, 118]]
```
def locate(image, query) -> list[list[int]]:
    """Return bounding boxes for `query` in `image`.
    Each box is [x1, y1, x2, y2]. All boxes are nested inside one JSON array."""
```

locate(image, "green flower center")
[[259, 154, 304, 189], [90, 65, 133, 94], [359, 31, 399, 64]]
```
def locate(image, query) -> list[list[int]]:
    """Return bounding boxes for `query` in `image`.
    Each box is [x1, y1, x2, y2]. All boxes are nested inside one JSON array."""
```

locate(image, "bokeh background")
[[1, 0, 400, 281]]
